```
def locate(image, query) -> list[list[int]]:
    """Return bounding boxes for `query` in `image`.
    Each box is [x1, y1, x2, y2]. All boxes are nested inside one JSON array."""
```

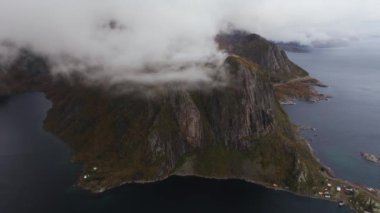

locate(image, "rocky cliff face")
[[36, 55, 320, 193], [216, 31, 308, 82], [1, 48, 324, 194], [42, 56, 276, 174], [2, 43, 379, 213]]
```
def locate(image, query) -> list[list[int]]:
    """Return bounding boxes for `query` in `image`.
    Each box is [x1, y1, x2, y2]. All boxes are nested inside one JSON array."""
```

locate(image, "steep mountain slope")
[[216, 31, 308, 82], [41, 55, 323, 193], [216, 31, 328, 102], [1, 43, 378, 212]]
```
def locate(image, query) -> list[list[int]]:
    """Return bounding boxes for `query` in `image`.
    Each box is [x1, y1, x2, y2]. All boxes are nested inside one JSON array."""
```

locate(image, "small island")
[[361, 152, 380, 165]]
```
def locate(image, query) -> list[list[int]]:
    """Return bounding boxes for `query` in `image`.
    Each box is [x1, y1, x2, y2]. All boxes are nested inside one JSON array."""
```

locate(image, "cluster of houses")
[[317, 181, 356, 207], [83, 166, 99, 180]]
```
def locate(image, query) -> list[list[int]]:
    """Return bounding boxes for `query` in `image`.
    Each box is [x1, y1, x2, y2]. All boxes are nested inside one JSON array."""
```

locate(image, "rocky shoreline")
[[274, 76, 331, 104], [294, 127, 380, 212]]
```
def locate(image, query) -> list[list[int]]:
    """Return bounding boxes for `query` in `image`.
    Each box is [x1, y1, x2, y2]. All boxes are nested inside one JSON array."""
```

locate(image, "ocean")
[[286, 38, 380, 189]]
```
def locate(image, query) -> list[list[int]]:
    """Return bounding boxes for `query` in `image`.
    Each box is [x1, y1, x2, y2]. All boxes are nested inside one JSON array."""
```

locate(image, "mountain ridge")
[[0, 35, 379, 212], [216, 31, 308, 82]]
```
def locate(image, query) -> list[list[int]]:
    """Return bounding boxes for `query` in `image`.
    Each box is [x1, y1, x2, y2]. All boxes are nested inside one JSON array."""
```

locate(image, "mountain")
[[216, 31, 308, 83], [1, 37, 378, 212], [276, 41, 311, 53], [216, 31, 327, 103], [42, 56, 324, 193], [0, 50, 324, 193]]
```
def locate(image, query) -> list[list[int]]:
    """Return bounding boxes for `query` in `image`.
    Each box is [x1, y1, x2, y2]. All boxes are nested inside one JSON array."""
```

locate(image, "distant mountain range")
[[276, 41, 312, 53]]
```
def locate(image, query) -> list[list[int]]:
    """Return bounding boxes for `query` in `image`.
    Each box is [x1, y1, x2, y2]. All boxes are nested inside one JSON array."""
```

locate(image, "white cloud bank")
[[0, 0, 379, 83]]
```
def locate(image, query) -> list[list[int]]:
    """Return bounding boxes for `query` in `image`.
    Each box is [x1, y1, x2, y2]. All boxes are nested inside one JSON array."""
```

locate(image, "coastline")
[[6, 83, 380, 210], [2, 84, 378, 212], [57, 78, 379, 212], [3, 67, 378, 212], [82, 169, 336, 204], [74, 127, 379, 212], [274, 76, 331, 103], [78, 162, 378, 212]]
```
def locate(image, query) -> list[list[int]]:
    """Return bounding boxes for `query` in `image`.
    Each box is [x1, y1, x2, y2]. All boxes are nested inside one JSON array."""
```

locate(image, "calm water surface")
[[286, 38, 380, 188], [0, 93, 350, 213]]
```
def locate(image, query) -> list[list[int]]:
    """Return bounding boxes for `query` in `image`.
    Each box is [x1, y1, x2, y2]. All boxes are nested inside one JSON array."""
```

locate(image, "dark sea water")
[[286, 38, 380, 189], [0, 93, 350, 213]]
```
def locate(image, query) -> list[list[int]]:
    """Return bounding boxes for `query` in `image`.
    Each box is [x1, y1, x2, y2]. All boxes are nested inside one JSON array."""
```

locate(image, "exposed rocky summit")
[[216, 31, 328, 103], [216, 31, 308, 83]]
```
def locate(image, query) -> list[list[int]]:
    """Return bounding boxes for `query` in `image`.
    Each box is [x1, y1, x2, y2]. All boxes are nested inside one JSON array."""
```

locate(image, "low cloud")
[[0, 0, 379, 84]]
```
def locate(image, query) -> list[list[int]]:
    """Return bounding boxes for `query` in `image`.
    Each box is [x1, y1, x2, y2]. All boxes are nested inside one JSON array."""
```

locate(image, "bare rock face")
[[216, 31, 308, 82], [35, 54, 285, 189], [170, 92, 202, 148], [193, 56, 276, 149], [2, 49, 321, 194]]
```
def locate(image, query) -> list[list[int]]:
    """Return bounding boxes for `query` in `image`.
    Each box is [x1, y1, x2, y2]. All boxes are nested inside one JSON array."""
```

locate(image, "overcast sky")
[[0, 0, 379, 84]]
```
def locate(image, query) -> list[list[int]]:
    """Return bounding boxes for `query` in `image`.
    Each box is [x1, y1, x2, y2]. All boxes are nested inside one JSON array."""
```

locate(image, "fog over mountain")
[[0, 0, 379, 84]]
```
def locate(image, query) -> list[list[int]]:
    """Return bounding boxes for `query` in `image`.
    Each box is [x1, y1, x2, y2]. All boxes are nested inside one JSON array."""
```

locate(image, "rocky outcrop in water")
[[361, 152, 380, 164]]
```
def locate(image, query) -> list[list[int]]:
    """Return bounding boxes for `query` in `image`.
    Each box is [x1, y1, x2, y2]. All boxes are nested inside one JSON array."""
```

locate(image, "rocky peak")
[[2, 49, 312, 194], [216, 31, 308, 82], [36, 54, 286, 189]]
